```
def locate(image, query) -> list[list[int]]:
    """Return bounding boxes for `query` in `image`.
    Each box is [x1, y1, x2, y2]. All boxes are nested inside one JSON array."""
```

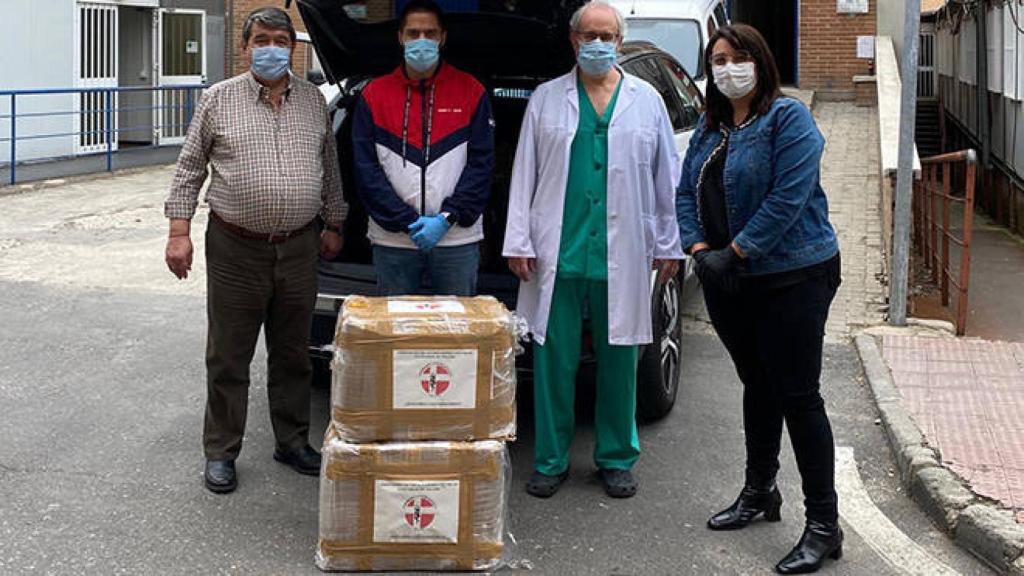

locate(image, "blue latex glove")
[[408, 214, 450, 252]]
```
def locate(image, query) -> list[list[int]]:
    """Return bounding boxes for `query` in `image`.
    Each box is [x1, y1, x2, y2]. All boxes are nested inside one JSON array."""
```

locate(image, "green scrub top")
[[557, 74, 623, 280]]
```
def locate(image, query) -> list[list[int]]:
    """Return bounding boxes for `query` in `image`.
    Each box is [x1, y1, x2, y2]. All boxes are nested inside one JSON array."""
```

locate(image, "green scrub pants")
[[532, 277, 640, 476]]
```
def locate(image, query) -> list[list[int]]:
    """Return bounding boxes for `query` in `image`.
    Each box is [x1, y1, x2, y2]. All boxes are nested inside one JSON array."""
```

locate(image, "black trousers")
[[702, 258, 841, 524], [203, 219, 319, 460]]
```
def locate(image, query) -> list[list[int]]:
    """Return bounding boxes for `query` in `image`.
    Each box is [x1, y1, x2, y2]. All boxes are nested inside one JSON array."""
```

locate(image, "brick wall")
[[799, 0, 876, 99], [225, 1, 395, 78]]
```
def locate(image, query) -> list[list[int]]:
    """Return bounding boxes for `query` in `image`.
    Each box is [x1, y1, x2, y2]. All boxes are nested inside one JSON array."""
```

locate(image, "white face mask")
[[712, 62, 757, 100]]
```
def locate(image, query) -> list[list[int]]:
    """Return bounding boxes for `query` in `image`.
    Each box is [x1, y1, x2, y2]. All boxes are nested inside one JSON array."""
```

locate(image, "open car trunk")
[[293, 0, 585, 289], [292, 0, 584, 85], [327, 87, 531, 279]]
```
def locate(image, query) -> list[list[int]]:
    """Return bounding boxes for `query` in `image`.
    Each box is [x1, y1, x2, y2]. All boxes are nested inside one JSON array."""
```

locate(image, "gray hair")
[[242, 7, 296, 44], [569, 1, 628, 37]]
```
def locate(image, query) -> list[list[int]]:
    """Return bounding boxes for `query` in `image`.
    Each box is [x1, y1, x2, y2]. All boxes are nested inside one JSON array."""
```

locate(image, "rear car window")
[[659, 57, 702, 131], [623, 18, 703, 79], [624, 56, 687, 132]]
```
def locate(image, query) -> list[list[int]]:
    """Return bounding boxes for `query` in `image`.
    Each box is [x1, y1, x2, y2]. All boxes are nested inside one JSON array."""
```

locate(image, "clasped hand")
[[408, 214, 451, 252], [693, 245, 743, 293]]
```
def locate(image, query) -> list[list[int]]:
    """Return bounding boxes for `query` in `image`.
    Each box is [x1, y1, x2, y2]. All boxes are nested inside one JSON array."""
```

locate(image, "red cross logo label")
[[403, 496, 436, 529], [419, 363, 451, 397]]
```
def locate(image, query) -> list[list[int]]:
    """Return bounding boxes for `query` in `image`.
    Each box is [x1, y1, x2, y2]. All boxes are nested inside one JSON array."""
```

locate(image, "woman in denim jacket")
[[676, 24, 842, 574]]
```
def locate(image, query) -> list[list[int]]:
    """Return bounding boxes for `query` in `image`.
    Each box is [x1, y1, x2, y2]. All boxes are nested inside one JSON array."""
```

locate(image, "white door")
[[74, 2, 119, 155], [154, 8, 206, 145]]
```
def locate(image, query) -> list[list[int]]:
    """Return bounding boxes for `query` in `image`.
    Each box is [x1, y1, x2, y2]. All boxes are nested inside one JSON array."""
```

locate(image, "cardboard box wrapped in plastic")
[[316, 431, 509, 572], [331, 296, 516, 442]]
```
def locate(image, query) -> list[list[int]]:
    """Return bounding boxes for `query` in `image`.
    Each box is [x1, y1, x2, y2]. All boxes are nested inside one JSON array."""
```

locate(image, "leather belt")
[[210, 211, 314, 244]]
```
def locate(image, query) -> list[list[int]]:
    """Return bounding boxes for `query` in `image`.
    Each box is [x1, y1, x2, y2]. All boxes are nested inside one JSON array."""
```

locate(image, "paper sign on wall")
[[857, 36, 875, 59], [837, 0, 868, 14], [185, 40, 199, 54], [393, 349, 478, 409], [373, 480, 461, 543]]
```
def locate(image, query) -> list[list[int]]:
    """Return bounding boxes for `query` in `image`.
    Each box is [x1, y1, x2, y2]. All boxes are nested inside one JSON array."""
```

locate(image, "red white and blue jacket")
[[352, 62, 495, 248]]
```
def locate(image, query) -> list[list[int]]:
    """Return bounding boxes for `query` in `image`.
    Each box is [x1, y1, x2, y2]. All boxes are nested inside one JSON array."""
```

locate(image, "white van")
[[608, 0, 730, 91]]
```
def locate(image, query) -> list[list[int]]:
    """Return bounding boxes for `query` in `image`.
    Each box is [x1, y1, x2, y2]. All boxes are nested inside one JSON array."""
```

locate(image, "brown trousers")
[[203, 218, 318, 460]]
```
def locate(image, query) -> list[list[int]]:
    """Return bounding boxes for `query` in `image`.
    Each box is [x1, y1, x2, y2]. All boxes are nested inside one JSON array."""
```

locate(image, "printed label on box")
[[373, 480, 461, 543], [393, 349, 477, 409], [387, 300, 466, 314]]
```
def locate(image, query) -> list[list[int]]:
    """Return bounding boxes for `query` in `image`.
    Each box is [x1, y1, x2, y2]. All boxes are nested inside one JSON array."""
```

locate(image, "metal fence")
[[0, 84, 205, 185], [912, 149, 977, 335]]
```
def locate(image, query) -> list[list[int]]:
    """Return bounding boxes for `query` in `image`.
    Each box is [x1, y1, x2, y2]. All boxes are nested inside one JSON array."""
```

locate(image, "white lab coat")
[[502, 68, 684, 346]]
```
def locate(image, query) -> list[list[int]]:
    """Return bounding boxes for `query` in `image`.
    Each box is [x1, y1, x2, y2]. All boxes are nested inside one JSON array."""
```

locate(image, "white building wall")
[[935, 5, 1024, 191], [0, 0, 77, 164], [876, 0, 906, 64]]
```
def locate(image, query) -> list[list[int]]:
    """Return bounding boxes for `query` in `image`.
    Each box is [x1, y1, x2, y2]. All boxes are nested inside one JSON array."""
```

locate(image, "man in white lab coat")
[[502, 0, 683, 499]]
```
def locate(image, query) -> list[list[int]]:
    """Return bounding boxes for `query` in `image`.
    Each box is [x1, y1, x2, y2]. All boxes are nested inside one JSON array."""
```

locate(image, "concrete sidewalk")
[[858, 331, 1024, 574], [880, 334, 1024, 524], [810, 92, 1024, 571], [856, 208, 1024, 572]]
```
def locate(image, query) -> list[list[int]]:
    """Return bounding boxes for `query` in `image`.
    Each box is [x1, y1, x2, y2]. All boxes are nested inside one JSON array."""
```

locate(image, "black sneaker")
[[525, 469, 569, 498], [598, 468, 637, 498]]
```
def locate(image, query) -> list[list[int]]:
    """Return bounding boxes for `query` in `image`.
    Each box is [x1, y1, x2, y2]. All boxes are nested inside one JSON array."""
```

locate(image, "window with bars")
[[76, 3, 118, 153], [919, 31, 936, 98]]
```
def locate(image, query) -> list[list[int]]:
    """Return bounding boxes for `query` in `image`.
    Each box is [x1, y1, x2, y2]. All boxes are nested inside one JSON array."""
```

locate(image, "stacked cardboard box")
[[316, 296, 516, 572]]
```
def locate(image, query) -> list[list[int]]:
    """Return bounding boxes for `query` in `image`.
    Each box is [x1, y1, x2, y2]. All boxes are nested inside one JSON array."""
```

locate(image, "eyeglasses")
[[576, 31, 620, 43], [710, 50, 753, 67]]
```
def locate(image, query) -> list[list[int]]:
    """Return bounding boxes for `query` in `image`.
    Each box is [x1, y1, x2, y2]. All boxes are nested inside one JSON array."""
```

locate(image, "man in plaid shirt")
[[164, 7, 346, 494]]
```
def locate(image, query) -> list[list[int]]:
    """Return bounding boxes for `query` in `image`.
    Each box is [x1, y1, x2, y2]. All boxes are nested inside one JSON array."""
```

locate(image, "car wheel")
[[636, 273, 683, 422]]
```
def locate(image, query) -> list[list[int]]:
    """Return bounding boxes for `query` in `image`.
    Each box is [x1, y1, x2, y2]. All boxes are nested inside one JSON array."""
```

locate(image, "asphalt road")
[[0, 171, 994, 574], [0, 278, 992, 575]]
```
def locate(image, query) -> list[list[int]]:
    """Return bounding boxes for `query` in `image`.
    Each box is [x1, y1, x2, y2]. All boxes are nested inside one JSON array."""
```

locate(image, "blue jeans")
[[373, 243, 480, 297]]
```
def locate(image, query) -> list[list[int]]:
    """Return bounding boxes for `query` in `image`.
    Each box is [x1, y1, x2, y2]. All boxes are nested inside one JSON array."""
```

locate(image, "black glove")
[[693, 246, 743, 293]]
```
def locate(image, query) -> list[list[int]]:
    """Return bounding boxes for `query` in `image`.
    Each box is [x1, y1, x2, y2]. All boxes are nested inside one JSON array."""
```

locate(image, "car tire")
[[636, 272, 683, 422]]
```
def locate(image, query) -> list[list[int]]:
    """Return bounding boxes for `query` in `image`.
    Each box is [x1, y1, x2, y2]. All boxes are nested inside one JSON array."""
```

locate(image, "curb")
[[0, 164, 174, 197], [855, 333, 1024, 575]]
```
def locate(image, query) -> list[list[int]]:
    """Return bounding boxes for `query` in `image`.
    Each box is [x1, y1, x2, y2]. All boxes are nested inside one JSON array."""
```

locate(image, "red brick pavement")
[[882, 334, 1024, 523]]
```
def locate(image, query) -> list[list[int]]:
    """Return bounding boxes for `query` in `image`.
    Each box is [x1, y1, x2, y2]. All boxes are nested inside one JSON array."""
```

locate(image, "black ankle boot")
[[707, 484, 783, 530], [774, 520, 843, 574]]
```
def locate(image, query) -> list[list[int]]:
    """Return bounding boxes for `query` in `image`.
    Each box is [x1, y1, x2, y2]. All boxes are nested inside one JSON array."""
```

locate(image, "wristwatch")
[[442, 211, 458, 226]]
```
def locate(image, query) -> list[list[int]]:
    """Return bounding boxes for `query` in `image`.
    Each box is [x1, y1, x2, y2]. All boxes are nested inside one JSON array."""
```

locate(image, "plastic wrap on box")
[[316, 431, 509, 572], [331, 296, 516, 442]]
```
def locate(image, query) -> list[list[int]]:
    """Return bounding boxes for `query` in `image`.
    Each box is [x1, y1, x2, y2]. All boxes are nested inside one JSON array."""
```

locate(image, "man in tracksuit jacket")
[[352, 0, 495, 296]]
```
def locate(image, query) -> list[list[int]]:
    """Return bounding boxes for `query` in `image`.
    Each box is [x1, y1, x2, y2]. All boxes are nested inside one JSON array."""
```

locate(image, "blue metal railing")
[[0, 84, 206, 185]]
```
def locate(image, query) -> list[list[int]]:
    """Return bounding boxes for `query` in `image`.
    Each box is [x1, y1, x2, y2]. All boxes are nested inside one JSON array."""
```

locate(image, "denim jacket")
[[676, 97, 838, 275]]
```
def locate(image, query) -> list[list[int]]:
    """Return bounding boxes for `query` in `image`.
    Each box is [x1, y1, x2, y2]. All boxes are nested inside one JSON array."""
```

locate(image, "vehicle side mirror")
[[307, 70, 327, 86]]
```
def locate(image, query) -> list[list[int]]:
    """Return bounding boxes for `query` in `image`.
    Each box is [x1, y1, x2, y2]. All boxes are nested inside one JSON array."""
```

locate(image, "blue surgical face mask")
[[577, 40, 617, 77], [251, 46, 291, 81], [404, 38, 440, 74]]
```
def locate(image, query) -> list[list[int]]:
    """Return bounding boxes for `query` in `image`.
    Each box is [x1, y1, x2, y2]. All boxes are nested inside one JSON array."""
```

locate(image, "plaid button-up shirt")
[[165, 72, 347, 233]]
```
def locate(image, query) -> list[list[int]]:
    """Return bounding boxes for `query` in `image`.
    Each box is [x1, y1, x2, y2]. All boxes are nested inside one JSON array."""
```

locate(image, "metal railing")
[[0, 84, 205, 185], [912, 149, 977, 335]]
